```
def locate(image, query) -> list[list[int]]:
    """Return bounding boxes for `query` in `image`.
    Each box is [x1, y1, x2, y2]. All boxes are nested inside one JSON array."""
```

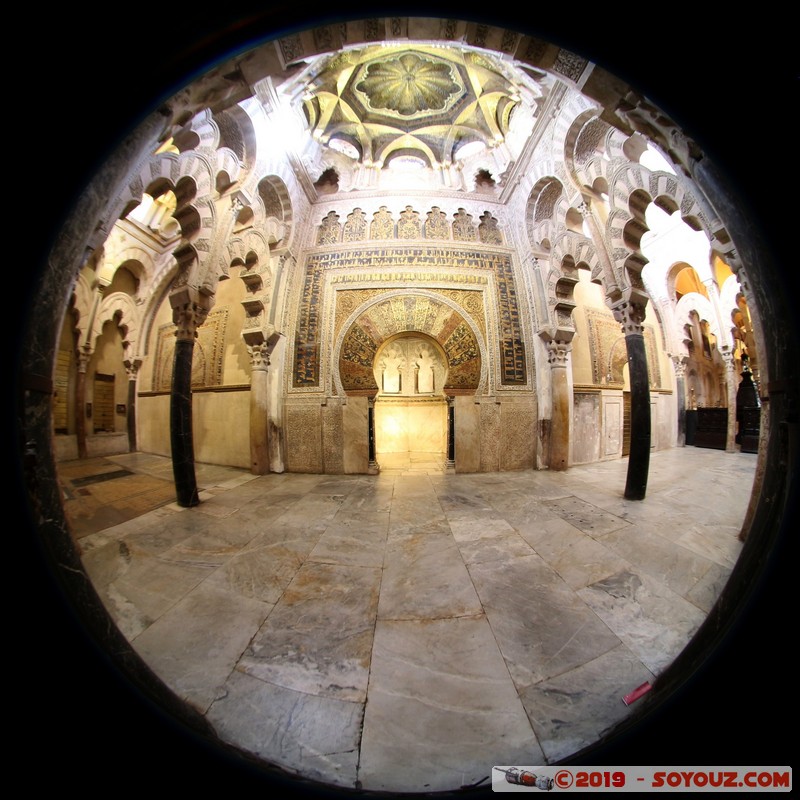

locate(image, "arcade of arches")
[[53, 31, 760, 486], [20, 14, 794, 794]]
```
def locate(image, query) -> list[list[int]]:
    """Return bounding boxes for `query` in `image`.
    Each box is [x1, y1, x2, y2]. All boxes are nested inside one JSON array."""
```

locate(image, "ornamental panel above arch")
[[334, 291, 486, 397]]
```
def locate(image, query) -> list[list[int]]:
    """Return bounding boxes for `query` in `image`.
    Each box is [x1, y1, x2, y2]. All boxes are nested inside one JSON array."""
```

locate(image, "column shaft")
[[249, 362, 270, 474], [546, 339, 572, 471], [625, 331, 651, 499], [127, 377, 137, 452], [170, 338, 199, 507], [75, 362, 88, 459]]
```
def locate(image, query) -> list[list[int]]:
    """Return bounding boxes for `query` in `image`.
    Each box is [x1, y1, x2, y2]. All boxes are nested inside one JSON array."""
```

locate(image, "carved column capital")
[[172, 301, 210, 342], [721, 350, 738, 373], [545, 339, 572, 366], [124, 359, 142, 380], [248, 342, 271, 371], [612, 299, 647, 335], [77, 349, 91, 373], [670, 354, 688, 378]]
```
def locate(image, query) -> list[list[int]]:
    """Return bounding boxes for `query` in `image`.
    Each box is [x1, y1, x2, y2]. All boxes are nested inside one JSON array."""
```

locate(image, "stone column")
[[546, 339, 572, 471], [368, 397, 378, 471], [613, 299, 651, 500], [75, 349, 90, 459], [672, 355, 688, 446], [248, 342, 270, 474], [124, 360, 140, 453], [170, 297, 209, 507], [722, 351, 738, 452], [446, 396, 455, 469]]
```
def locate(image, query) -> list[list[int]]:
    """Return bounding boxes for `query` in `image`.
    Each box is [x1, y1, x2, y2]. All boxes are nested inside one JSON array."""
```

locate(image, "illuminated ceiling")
[[293, 44, 545, 170]]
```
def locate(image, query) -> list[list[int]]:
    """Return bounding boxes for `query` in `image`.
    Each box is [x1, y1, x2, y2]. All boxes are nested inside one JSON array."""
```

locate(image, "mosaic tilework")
[[338, 295, 482, 393], [293, 246, 525, 388]]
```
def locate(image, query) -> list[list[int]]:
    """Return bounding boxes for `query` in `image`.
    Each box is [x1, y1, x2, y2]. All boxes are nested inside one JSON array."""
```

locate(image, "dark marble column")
[[170, 299, 208, 507], [546, 339, 572, 471], [446, 396, 455, 468], [75, 350, 90, 459], [368, 396, 378, 470], [614, 300, 651, 500], [125, 360, 140, 453]]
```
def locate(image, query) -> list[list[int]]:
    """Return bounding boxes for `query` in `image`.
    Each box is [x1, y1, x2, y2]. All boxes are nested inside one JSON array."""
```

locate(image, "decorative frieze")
[[292, 245, 526, 389]]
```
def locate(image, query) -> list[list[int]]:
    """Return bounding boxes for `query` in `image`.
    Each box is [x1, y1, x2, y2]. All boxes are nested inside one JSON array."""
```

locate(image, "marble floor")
[[61, 446, 756, 794]]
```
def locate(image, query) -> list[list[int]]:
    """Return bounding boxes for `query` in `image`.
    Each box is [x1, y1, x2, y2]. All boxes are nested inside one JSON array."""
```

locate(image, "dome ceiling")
[[297, 44, 537, 169]]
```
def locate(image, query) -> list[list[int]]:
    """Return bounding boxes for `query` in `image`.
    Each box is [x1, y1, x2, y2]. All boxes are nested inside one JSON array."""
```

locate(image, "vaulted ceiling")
[[294, 44, 548, 170]]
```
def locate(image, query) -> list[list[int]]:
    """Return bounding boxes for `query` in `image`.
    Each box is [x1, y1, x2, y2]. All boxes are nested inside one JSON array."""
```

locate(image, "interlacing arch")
[[69, 272, 93, 338], [525, 176, 568, 252], [254, 175, 293, 245], [605, 163, 710, 285], [674, 291, 723, 347], [92, 292, 140, 356], [545, 232, 601, 327], [524, 171, 602, 333], [225, 231, 272, 276], [564, 112, 612, 193], [111, 149, 219, 295]]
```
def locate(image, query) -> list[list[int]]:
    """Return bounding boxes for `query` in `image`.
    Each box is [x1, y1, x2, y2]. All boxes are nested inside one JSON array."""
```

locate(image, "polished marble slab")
[[207, 669, 364, 788], [543, 495, 631, 535], [379, 531, 483, 619], [68, 446, 757, 795], [238, 561, 381, 702], [518, 518, 631, 590], [131, 569, 271, 712], [520, 644, 655, 762], [307, 510, 390, 567], [596, 524, 729, 600], [467, 553, 622, 688], [358, 616, 544, 793], [577, 569, 708, 673]]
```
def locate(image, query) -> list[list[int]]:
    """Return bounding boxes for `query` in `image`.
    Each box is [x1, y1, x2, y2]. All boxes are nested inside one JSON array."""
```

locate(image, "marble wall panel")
[[285, 401, 323, 472], [193, 389, 250, 469], [602, 393, 623, 458], [137, 394, 171, 456], [454, 396, 480, 472], [654, 393, 676, 450], [573, 392, 601, 465], [374, 400, 447, 454], [500, 396, 536, 470], [322, 398, 344, 473], [480, 400, 501, 471], [343, 396, 370, 473]]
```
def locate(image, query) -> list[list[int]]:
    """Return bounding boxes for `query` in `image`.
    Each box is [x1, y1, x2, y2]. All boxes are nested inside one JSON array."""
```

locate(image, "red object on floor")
[[622, 681, 652, 706]]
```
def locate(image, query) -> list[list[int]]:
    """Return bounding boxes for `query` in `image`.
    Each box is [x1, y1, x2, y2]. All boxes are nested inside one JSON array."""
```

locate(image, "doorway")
[[93, 373, 116, 433]]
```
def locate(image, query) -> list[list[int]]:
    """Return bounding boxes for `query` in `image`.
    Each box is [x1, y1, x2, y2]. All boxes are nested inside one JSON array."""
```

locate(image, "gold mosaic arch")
[[337, 293, 482, 395]]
